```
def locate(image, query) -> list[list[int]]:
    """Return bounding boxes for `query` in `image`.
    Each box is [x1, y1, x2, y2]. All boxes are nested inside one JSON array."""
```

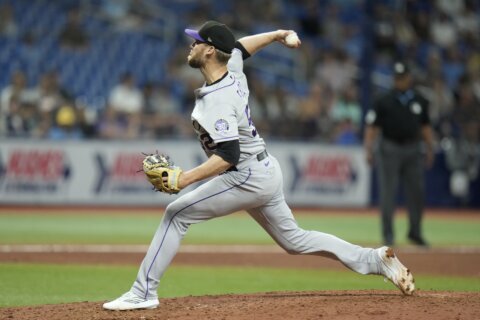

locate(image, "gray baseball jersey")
[[191, 48, 265, 162], [131, 48, 382, 300]]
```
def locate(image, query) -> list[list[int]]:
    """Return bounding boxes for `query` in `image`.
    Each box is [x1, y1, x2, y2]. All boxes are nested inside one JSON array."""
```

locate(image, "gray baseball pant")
[[131, 153, 381, 299], [378, 138, 425, 244]]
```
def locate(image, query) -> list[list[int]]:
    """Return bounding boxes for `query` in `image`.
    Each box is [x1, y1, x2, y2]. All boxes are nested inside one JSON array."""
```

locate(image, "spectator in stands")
[[1, 71, 38, 137], [442, 46, 466, 89], [295, 82, 328, 141], [370, 52, 395, 91], [31, 71, 70, 114], [4, 97, 38, 138], [0, 3, 18, 37], [107, 73, 144, 139], [97, 106, 127, 140], [123, 112, 143, 139], [331, 84, 362, 130], [341, 23, 364, 63], [331, 84, 362, 145], [99, 0, 133, 29], [0, 0, 478, 151], [409, 9, 431, 42], [443, 78, 480, 204], [96, 105, 141, 140], [423, 49, 443, 82], [430, 11, 457, 49], [247, 74, 275, 138], [128, 0, 161, 23], [436, 0, 464, 18], [270, 85, 299, 138], [316, 82, 336, 142], [373, 3, 396, 56], [108, 73, 144, 115], [142, 82, 187, 138], [59, 8, 89, 50], [172, 62, 203, 115], [469, 50, 480, 103], [23, 71, 72, 138], [393, 12, 417, 51], [418, 76, 454, 129], [451, 77, 480, 138], [444, 126, 479, 205], [99, 0, 154, 31], [0, 71, 35, 116], [333, 118, 360, 145], [48, 104, 84, 140], [321, 3, 343, 47], [315, 48, 357, 94], [453, 1, 479, 40]]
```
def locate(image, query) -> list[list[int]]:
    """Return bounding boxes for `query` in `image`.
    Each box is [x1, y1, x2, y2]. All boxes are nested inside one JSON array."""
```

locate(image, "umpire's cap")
[[185, 21, 235, 53], [393, 61, 410, 77]]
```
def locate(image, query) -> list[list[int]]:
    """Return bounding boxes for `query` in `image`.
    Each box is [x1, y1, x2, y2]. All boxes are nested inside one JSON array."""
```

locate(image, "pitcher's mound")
[[1, 290, 479, 320]]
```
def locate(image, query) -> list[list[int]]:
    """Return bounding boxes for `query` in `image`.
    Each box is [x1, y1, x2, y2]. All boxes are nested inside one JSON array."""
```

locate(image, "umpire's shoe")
[[103, 291, 159, 311], [408, 233, 430, 248], [377, 246, 415, 295]]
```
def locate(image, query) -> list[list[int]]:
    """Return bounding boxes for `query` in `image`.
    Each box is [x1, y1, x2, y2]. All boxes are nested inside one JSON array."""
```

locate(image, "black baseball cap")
[[185, 21, 235, 53], [393, 61, 410, 77]]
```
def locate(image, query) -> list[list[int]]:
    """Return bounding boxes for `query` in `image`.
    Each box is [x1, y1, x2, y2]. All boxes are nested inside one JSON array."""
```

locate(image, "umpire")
[[364, 61, 434, 247]]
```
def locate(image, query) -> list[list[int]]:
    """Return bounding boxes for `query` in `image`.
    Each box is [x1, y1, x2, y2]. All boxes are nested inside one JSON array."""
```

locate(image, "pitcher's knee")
[[163, 202, 190, 234], [285, 248, 301, 255], [164, 200, 190, 223], [163, 203, 179, 221], [277, 229, 310, 255], [279, 241, 303, 255], [165, 196, 192, 216]]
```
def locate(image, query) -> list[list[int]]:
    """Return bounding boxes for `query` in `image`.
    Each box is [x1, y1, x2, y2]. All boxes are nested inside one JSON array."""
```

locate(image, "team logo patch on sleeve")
[[214, 119, 230, 133]]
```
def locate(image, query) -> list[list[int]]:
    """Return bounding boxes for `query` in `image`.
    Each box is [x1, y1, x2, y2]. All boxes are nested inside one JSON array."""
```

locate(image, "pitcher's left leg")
[[130, 169, 256, 300]]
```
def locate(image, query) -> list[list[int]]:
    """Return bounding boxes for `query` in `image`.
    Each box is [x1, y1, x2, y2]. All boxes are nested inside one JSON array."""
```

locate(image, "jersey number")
[[245, 105, 257, 137], [199, 133, 216, 151]]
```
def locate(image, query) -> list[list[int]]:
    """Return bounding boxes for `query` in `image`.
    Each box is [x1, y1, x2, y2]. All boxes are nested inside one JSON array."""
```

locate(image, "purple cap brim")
[[185, 29, 205, 42]]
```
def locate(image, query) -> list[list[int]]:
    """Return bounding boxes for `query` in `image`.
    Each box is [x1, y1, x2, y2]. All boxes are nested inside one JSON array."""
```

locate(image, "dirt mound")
[[1, 290, 478, 320]]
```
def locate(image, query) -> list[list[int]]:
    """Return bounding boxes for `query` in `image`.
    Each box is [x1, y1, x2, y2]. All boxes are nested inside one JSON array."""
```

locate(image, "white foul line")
[[0, 244, 283, 254]]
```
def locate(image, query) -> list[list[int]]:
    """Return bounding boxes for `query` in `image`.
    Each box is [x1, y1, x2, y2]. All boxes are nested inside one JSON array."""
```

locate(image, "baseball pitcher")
[[103, 21, 415, 311]]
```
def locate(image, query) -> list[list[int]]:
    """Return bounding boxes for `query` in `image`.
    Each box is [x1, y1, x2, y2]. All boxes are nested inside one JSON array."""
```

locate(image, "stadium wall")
[[0, 140, 369, 207], [1, 140, 477, 208]]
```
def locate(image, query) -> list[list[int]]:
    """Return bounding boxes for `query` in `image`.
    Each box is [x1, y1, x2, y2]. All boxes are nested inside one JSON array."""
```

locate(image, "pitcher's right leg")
[[247, 195, 415, 294], [247, 199, 381, 275]]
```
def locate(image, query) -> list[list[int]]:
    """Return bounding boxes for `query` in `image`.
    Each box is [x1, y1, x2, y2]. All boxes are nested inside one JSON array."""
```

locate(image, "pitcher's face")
[[187, 40, 209, 68]]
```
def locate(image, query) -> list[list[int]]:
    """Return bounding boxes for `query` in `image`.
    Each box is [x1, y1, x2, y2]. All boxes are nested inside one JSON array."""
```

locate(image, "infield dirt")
[[1, 290, 478, 320]]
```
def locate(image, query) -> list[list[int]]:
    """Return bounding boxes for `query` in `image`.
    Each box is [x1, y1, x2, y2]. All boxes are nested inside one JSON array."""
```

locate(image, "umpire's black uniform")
[[364, 62, 434, 247]]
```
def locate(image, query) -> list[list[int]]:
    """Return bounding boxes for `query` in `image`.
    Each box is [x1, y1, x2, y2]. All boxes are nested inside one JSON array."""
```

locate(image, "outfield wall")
[[0, 140, 370, 207]]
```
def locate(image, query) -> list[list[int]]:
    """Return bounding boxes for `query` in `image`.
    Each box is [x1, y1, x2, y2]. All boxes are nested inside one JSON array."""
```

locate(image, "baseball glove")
[[142, 153, 183, 194]]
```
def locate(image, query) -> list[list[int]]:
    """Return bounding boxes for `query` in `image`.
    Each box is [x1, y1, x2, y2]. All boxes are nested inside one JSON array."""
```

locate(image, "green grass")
[[0, 211, 479, 246], [0, 211, 478, 308], [0, 263, 478, 307]]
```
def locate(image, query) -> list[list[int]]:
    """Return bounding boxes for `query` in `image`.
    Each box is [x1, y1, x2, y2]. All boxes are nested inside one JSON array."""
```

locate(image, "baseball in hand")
[[285, 32, 300, 46]]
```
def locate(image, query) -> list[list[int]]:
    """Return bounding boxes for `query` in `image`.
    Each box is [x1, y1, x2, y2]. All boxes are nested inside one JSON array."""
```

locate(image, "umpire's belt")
[[384, 137, 419, 146], [226, 150, 268, 172]]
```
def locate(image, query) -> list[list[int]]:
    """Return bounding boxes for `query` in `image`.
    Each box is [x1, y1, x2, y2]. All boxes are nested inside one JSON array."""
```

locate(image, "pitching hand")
[[277, 30, 301, 48]]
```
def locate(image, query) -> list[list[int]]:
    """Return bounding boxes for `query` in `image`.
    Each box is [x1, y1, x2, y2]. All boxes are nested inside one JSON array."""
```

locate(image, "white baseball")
[[285, 33, 300, 46]]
